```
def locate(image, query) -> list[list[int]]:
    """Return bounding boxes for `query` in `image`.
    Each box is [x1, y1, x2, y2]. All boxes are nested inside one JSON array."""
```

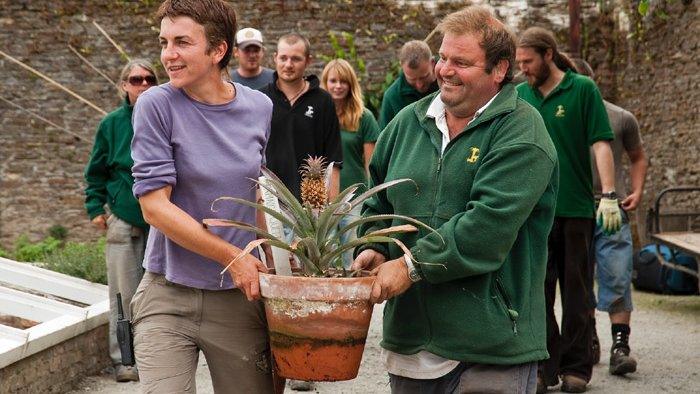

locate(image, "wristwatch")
[[601, 190, 617, 199], [403, 254, 422, 283]]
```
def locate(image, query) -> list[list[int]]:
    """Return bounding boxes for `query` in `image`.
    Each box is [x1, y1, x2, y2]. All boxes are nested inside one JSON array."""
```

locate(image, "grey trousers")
[[105, 215, 146, 366], [389, 361, 538, 394]]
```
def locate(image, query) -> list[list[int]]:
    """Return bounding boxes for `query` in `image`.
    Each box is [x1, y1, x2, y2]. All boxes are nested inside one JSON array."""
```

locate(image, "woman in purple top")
[[129, 1, 276, 392]]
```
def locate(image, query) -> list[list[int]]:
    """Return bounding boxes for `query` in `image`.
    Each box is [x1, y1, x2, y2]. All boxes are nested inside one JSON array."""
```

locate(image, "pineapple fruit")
[[299, 156, 328, 209]]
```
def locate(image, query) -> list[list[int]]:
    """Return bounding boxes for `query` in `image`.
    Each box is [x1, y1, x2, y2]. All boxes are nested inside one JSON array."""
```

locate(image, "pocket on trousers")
[[130, 273, 158, 325], [106, 216, 132, 244]]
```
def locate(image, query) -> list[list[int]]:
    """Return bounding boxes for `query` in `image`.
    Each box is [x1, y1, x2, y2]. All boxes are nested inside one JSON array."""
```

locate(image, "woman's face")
[[122, 66, 156, 104], [325, 70, 350, 102]]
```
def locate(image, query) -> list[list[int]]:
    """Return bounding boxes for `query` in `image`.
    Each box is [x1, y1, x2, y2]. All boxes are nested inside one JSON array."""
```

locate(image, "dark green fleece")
[[84, 99, 147, 229], [359, 83, 558, 365]]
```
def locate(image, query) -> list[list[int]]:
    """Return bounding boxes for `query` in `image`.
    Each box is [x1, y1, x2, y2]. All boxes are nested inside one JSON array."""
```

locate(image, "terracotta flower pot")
[[258, 272, 375, 381]]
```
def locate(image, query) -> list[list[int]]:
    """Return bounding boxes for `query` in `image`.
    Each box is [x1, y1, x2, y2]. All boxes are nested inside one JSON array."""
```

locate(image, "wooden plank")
[[652, 232, 700, 257]]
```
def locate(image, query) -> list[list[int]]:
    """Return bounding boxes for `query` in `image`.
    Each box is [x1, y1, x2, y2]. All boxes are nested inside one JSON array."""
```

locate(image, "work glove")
[[596, 198, 622, 235]]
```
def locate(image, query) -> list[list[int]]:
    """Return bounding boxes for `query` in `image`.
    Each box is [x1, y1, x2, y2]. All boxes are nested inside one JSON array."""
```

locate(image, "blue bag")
[[633, 244, 698, 295]]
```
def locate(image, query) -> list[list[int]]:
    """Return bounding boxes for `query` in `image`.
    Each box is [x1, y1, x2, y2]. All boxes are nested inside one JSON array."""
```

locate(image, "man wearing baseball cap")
[[232, 27, 275, 89]]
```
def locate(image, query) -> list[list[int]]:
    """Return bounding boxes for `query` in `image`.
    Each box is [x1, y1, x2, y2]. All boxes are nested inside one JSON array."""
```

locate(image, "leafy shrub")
[[0, 248, 9, 258], [42, 238, 107, 285], [48, 225, 69, 240], [13, 235, 62, 262]]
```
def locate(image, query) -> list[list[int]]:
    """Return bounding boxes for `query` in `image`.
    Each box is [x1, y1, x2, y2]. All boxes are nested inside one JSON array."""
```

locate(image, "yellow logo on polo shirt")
[[466, 147, 480, 163], [555, 105, 566, 118]]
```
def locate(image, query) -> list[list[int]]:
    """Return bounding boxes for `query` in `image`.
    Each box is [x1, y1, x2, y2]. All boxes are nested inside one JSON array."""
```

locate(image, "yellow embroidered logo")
[[466, 147, 480, 163], [555, 105, 566, 118]]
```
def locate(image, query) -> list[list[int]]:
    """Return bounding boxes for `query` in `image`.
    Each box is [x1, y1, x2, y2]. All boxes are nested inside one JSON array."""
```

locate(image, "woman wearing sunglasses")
[[83, 59, 158, 383]]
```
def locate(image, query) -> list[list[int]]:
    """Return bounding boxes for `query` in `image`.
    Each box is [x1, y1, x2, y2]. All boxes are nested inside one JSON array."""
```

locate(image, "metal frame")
[[649, 186, 700, 281]]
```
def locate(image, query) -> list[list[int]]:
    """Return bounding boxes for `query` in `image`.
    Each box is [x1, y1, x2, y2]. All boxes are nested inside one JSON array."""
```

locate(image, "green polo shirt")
[[378, 71, 439, 129], [517, 70, 613, 218], [340, 109, 380, 191]]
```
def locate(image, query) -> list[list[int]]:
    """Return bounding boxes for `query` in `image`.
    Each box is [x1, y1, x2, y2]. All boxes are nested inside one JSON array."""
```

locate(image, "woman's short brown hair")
[[156, 0, 237, 70]]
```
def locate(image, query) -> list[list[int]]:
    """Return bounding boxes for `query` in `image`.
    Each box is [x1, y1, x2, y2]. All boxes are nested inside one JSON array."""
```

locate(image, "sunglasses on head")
[[127, 75, 157, 86]]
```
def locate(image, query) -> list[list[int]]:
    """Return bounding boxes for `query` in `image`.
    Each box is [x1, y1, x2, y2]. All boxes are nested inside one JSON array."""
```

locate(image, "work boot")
[[115, 364, 139, 382], [560, 374, 587, 393], [609, 323, 636, 375], [289, 379, 315, 391], [609, 345, 637, 375]]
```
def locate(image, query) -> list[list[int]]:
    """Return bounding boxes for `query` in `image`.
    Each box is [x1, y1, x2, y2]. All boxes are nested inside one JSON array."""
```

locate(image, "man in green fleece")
[[352, 6, 558, 393], [378, 40, 438, 129], [84, 59, 155, 382]]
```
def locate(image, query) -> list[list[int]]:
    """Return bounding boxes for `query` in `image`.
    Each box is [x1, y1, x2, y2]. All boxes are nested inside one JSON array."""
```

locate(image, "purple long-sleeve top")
[[131, 82, 272, 290]]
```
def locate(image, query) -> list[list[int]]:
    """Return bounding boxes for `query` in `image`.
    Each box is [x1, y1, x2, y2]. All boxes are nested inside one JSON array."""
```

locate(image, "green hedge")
[[3, 236, 107, 285]]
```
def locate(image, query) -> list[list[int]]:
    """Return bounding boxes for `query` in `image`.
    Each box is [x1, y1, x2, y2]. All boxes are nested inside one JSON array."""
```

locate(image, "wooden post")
[[569, 0, 582, 57]]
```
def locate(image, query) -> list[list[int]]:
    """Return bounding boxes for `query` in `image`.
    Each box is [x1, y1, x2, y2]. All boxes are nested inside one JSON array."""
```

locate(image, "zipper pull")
[[437, 156, 442, 172], [508, 309, 519, 335]]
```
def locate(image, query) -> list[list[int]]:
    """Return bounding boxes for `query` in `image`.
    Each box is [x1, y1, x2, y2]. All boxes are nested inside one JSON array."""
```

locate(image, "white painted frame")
[[0, 257, 109, 369]]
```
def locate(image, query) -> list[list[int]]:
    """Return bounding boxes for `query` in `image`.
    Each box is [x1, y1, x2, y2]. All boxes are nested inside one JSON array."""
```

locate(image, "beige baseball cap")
[[236, 28, 264, 48]]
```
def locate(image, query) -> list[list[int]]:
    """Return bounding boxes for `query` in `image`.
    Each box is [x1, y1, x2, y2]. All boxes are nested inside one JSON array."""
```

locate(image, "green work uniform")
[[378, 71, 439, 129], [84, 99, 147, 229], [339, 108, 380, 191], [517, 70, 613, 218], [358, 84, 559, 365]]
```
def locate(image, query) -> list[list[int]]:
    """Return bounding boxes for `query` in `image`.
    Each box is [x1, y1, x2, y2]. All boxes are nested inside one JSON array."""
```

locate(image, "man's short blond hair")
[[437, 5, 516, 85], [398, 40, 432, 69]]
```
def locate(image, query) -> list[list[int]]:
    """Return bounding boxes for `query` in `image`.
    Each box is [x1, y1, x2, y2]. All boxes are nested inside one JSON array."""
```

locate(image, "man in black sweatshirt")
[[261, 33, 342, 201]]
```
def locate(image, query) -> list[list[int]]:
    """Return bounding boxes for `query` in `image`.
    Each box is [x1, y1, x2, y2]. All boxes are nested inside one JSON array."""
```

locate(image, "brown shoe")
[[536, 374, 547, 394], [560, 374, 587, 393], [115, 365, 139, 382]]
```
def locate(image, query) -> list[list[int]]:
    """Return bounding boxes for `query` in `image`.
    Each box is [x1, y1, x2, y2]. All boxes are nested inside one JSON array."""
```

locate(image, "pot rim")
[[259, 271, 375, 301]]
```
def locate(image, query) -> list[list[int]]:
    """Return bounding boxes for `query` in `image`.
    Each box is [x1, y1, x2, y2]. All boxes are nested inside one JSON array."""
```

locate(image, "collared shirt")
[[383, 89, 501, 380], [426, 91, 501, 154]]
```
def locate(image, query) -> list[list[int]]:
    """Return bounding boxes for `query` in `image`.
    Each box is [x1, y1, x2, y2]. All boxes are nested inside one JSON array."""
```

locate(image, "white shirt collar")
[[426, 91, 500, 153]]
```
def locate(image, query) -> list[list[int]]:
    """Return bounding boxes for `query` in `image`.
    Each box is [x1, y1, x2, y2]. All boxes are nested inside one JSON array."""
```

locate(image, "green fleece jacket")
[[378, 71, 439, 129], [84, 99, 147, 229], [359, 84, 558, 365]]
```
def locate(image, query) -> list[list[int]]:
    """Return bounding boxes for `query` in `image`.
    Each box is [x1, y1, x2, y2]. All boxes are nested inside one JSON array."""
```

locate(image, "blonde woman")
[[321, 59, 380, 268]]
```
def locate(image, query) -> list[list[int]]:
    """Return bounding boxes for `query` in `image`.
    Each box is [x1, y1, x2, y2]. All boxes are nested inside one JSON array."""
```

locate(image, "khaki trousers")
[[105, 214, 146, 366], [131, 272, 274, 393]]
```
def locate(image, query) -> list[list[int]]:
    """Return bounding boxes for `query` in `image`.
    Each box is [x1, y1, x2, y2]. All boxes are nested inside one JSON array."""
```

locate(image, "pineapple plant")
[[202, 156, 444, 381], [299, 156, 328, 209], [204, 156, 442, 277]]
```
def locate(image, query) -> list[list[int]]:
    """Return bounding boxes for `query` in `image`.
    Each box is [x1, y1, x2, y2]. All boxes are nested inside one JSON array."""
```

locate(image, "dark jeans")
[[389, 362, 537, 394], [540, 217, 595, 386]]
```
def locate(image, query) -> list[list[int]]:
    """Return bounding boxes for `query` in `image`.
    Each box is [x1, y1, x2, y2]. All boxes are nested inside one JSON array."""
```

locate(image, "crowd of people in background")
[[83, 0, 647, 393]]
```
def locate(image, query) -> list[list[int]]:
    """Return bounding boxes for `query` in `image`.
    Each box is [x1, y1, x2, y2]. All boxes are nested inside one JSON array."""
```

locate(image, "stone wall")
[[614, 0, 699, 240], [0, 325, 110, 393], [0, 0, 697, 247], [0, 0, 475, 248]]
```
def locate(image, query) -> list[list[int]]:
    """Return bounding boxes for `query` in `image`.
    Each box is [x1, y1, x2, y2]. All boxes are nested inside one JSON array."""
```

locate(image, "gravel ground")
[[71, 288, 700, 393]]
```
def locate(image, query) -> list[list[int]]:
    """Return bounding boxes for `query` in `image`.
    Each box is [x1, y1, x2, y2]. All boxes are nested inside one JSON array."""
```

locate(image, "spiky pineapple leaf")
[[256, 170, 315, 234], [218, 238, 274, 275], [367, 224, 418, 236], [325, 213, 445, 250], [203, 218, 287, 247], [349, 178, 417, 210], [319, 234, 417, 268], [210, 197, 298, 233]]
